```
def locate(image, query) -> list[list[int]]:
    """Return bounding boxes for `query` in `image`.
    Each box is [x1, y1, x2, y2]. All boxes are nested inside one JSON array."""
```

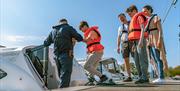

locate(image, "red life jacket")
[[84, 26, 104, 53], [128, 12, 149, 41]]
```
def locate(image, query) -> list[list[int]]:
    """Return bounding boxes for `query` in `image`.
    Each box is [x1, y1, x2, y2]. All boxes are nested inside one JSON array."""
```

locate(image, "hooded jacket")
[[44, 24, 83, 56]]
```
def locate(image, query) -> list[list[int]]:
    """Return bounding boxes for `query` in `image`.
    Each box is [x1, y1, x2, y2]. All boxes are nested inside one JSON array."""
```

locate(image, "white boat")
[[0, 45, 88, 91]]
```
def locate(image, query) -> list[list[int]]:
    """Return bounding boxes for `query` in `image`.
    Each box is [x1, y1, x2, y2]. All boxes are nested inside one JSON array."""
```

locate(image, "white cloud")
[[1, 35, 45, 42], [6, 35, 25, 42], [0, 34, 46, 47]]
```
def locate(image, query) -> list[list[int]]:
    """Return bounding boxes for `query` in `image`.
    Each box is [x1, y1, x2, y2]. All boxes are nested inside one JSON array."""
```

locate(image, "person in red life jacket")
[[126, 5, 149, 84], [79, 21, 108, 83], [142, 5, 168, 84]]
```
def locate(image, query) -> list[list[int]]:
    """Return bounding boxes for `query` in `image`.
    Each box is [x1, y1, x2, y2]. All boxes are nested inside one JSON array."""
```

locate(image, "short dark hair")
[[143, 5, 153, 13], [126, 5, 138, 13], [59, 18, 67, 23], [118, 13, 126, 18], [79, 21, 89, 30]]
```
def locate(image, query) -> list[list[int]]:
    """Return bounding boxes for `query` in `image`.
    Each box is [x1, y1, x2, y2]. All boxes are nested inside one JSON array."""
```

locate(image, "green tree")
[[166, 65, 180, 77]]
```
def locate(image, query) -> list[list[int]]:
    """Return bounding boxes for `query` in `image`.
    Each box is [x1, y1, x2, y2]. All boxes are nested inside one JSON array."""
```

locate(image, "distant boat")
[[0, 45, 6, 48]]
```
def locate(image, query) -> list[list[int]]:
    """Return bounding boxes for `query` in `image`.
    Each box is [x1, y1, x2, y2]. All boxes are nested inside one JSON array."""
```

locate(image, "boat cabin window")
[[26, 45, 48, 84]]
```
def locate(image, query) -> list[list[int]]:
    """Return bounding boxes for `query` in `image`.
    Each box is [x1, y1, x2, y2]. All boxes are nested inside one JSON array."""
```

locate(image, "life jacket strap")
[[122, 31, 128, 33], [128, 29, 141, 34], [149, 28, 158, 31], [87, 42, 100, 48]]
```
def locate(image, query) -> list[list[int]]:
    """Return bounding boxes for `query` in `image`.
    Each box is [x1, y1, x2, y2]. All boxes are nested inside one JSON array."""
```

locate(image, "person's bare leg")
[[123, 57, 132, 82], [124, 57, 131, 77]]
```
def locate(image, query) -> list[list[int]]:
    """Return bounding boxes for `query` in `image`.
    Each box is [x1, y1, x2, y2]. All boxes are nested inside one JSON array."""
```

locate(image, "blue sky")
[[0, 0, 180, 67]]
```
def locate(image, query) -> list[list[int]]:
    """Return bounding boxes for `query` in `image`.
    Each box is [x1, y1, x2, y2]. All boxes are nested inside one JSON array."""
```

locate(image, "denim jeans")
[[134, 39, 149, 80], [150, 47, 164, 79], [57, 53, 73, 88]]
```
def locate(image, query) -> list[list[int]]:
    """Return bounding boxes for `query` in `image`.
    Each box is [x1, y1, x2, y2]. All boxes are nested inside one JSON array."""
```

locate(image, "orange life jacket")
[[128, 12, 149, 41], [84, 26, 104, 53]]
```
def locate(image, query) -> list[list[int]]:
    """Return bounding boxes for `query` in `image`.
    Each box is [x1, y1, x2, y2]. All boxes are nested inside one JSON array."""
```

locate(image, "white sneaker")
[[152, 78, 166, 84]]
